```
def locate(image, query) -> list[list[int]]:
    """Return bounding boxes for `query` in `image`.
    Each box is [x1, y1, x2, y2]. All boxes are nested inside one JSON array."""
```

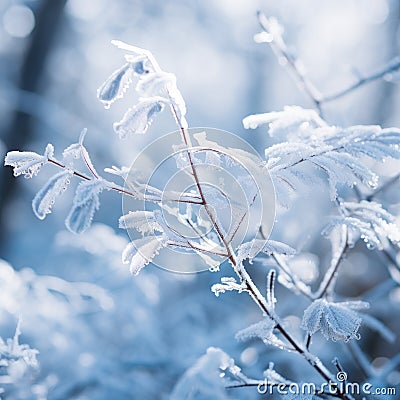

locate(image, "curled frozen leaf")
[[113, 98, 165, 138], [65, 179, 107, 234], [125, 54, 149, 75], [301, 299, 369, 342], [97, 63, 133, 108], [32, 170, 73, 220], [4, 144, 54, 179], [122, 236, 164, 275], [119, 210, 163, 234]]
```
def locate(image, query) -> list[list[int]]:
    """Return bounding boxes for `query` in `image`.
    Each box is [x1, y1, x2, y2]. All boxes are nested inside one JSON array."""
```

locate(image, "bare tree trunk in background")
[[0, 0, 67, 255]]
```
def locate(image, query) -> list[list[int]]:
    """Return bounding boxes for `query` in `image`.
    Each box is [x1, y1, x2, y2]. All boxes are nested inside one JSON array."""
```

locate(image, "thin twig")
[[321, 58, 400, 103], [167, 87, 350, 400], [271, 253, 313, 300], [47, 158, 202, 205], [257, 11, 323, 114], [315, 226, 349, 299]]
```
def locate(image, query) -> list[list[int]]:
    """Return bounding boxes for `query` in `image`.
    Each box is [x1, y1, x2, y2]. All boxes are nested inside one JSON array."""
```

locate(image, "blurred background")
[[0, 0, 400, 399]]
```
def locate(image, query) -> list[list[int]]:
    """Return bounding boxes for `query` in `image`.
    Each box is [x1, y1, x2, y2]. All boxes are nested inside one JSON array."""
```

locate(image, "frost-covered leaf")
[[65, 179, 106, 234], [136, 71, 175, 98], [211, 277, 247, 297], [243, 106, 326, 138], [113, 97, 165, 137], [122, 236, 164, 275], [260, 108, 400, 200], [97, 62, 133, 109], [62, 129, 98, 177], [235, 317, 275, 342], [237, 239, 296, 263], [4, 144, 53, 179], [119, 210, 163, 235], [301, 299, 369, 342], [125, 54, 149, 75], [32, 170, 73, 220], [323, 201, 400, 250]]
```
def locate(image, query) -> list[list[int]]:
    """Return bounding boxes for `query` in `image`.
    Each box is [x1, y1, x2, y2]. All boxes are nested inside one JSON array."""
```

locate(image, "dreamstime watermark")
[[257, 372, 397, 397]]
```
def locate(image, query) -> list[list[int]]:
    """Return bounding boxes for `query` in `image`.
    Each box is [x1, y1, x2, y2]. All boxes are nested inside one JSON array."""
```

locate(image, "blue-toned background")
[[0, 1, 399, 399]]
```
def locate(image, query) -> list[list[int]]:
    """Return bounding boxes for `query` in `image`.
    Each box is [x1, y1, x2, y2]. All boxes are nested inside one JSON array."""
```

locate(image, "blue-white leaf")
[[235, 317, 275, 342], [97, 63, 133, 109], [301, 299, 369, 342], [113, 98, 165, 138], [261, 107, 400, 200], [237, 239, 296, 263], [119, 210, 163, 234], [323, 201, 400, 250], [32, 170, 73, 220], [244, 106, 326, 138], [65, 180, 106, 234], [4, 144, 54, 179], [125, 54, 149, 75], [122, 236, 164, 275], [136, 71, 175, 98]]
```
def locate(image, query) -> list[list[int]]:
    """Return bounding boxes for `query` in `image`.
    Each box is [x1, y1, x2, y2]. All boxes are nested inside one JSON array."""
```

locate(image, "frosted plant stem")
[[315, 225, 349, 299], [168, 102, 351, 400], [271, 253, 313, 300], [47, 158, 202, 205], [257, 11, 323, 114]]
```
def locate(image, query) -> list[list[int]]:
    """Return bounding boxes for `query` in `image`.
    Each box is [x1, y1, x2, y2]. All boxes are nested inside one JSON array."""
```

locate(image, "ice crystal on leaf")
[[323, 201, 400, 250], [32, 170, 73, 220], [4, 144, 53, 179], [97, 62, 133, 109], [66, 179, 107, 234], [245, 107, 400, 202], [113, 98, 165, 137], [301, 299, 369, 342], [119, 210, 163, 235], [211, 277, 247, 297], [243, 106, 326, 139], [122, 236, 165, 275]]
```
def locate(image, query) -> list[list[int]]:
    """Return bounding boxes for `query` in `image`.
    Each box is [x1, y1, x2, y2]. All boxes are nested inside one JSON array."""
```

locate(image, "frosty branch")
[[4, 21, 400, 398]]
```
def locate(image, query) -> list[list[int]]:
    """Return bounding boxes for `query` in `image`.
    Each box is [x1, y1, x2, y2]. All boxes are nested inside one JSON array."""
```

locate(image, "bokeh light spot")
[[3, 5, 35, 38]]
